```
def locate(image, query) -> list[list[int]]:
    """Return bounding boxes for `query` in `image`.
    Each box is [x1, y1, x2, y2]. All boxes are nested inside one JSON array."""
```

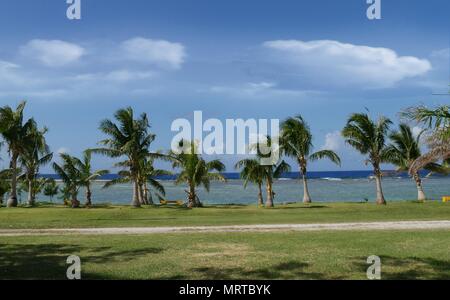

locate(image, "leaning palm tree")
[[169, 140, 226, 208], [385, 124, 442, 201], [342, 113, 392, 205], [402, 105, 450, 174], [73, 150, 109, 207], [281, 116, 341, 203], [91, 107, 156, 207], [0, 101, 36, 207], [52, 153, 82, 208], [235, 159, 267, 207], [18, 124, 52, 206]]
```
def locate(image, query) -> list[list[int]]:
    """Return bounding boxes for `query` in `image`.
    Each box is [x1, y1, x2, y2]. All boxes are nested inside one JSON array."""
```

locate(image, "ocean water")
[[34, 171, 450, 205]]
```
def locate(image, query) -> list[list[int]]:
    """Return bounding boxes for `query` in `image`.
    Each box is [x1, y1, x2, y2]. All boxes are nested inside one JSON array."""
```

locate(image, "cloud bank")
[[263, 40, 432, 88]]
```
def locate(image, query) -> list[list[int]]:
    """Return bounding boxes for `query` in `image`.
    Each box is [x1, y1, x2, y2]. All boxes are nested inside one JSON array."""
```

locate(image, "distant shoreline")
[[38, 170, 448, 182]]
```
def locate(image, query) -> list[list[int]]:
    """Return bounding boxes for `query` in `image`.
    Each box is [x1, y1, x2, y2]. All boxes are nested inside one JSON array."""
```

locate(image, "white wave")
[[321, 177, 343, 181]]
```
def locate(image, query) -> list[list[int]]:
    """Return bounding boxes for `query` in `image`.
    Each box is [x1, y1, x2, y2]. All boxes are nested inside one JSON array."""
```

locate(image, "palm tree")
[[385, 124, 442, 201], [342, 113, 392, 205], [18, 124, 52, 206], [138, 158, 170, 205], [169, 140, 226, 208], [262, 160, 291, 208], [251, 136, 291, 207], [19, 177, 50, 205], [104, 158, 168, 206], [402, 105, 450, 174], [73, 150, 109, 207], [281, 116, 341, 203], [43, 179, 59, 202], [91, 107, 156, 207], [235, 159, 267, 207], [0, 101, 36, 207], [52, 153, 82, 208]]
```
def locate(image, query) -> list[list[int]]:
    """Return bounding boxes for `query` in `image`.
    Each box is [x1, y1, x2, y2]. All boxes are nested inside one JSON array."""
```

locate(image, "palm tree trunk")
[[27, 179, 35, 206], [71, 191, 80, 208], [187, 185, 197, 208], [374, 167, 386, 205], [85, 184, 92, 207], [265, 180, 274, 208], [257, 183, 263, 207], [132, 179, 141, 207], [141, 184, 148, 205], [302, 172, 312, 204], [413, 172, 426, 202], [7, 154, 18, 207]]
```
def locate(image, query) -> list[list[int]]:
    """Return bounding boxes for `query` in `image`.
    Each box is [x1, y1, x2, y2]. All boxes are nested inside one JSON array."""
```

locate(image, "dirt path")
[[1, 220, 450, 236]]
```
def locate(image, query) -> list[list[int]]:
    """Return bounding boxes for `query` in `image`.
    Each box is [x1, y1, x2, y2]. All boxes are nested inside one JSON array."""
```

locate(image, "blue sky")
[[0, 0, 448, 172]]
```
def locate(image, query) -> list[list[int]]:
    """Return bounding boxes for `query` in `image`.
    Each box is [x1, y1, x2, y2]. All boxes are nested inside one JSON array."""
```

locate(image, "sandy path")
[[1, 220, 450, 236]]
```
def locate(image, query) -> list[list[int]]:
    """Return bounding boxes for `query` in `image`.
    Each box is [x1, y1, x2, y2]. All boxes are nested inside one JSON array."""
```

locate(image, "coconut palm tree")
[[262, 160, 291, 208], [104, 158, 169, 206], [235, 159, 267, 207], [73, 150, 109, 207], [0, 101, 36, 207], [52, 153, 82, 208], [250, 136, 292, 207], [402, 105, 450, 174], [43, 179, 59, 203], [342, 113, 392, 205], [18, 124, 52, 206], [385, 124, 442, 201], [138, 158, 170, 205], [169, 140, 226, 208], [91, 107, 156, 207], [281, 116, 341, 203]]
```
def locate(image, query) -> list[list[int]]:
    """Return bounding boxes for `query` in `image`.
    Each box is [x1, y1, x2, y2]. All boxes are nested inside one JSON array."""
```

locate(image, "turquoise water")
[[33, 177, 450, 205]]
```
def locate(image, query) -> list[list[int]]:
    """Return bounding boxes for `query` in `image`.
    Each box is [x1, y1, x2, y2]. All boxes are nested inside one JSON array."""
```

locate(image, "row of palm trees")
[[0, 101, 448, 208]]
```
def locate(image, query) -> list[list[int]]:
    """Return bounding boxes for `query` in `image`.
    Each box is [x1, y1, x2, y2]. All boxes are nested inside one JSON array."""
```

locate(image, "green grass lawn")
[[1, 230, 449, 280], [0, 201, 449, 229]]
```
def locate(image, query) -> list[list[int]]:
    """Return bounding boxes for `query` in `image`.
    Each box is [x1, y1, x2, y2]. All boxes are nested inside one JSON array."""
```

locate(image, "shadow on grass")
[[0, 243, 164, 280], [163, 261, 332, 280], [352, 255, 450, 280], [271, 205, 329, 210]]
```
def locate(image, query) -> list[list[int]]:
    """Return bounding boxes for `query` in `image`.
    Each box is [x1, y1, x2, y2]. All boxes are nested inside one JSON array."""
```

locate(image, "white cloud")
[[263, 40, 432, 88], [321, 131, 345, 152], [431, 48, 450, 60], [75, 70, 155, 83], [121, 37, 186, 69], [21, 39, 85, 67], [207, 81, 319, 99]]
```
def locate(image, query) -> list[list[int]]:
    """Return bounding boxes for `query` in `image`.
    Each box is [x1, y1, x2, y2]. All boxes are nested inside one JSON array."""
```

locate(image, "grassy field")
[[1, 230, 449, 280], [0, 201, 449, 229]]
